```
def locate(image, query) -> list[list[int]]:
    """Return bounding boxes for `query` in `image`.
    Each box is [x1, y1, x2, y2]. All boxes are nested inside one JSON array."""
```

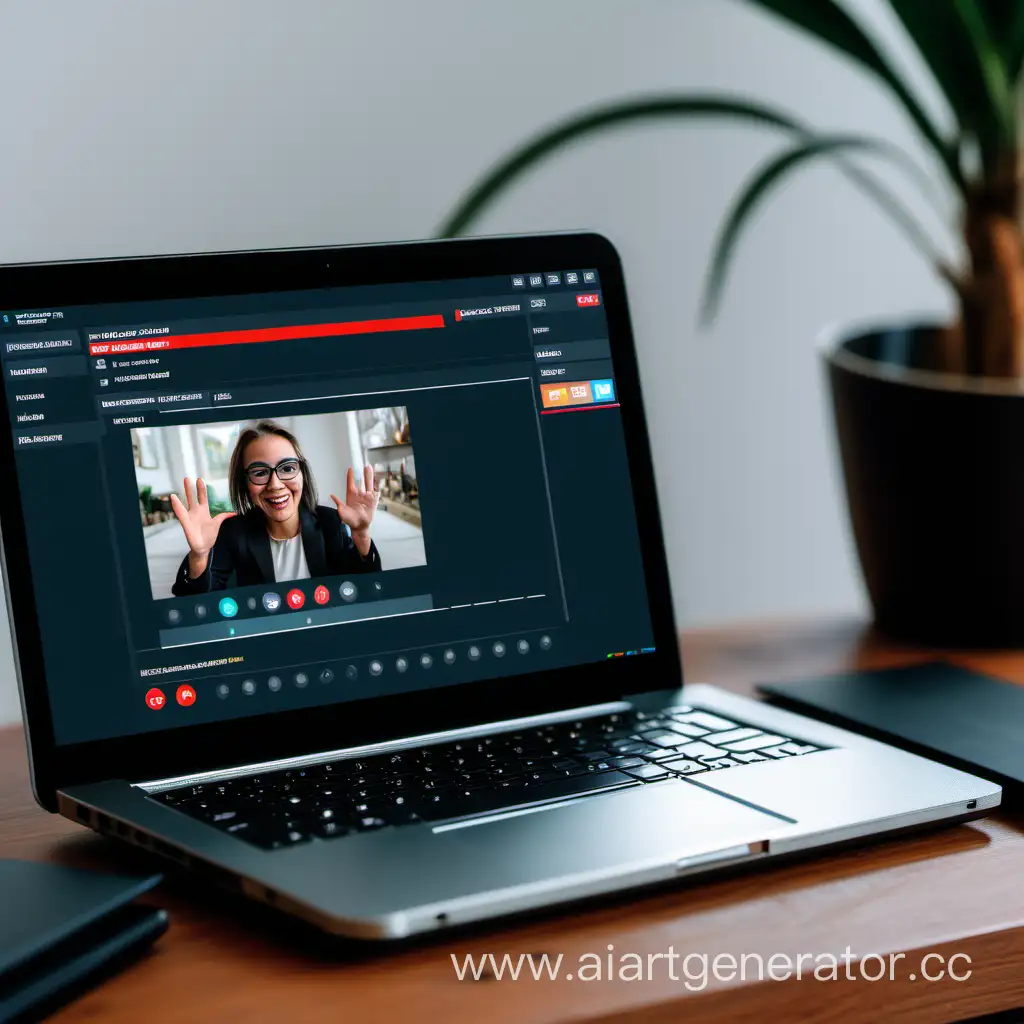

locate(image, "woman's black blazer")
[[171, 505, 381, 595]]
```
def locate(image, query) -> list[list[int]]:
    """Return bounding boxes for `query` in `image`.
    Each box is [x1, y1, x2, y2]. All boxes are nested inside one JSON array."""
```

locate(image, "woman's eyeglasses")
[[245, 458, 302, 485]]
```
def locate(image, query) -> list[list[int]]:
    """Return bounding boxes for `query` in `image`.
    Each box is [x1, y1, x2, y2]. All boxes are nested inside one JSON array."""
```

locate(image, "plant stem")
[[959, 153, 1024, 376]]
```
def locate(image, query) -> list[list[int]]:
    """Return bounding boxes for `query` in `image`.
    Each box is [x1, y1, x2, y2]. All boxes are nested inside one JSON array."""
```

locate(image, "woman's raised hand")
[[330, 465, 380, 554], [170, 478, 236, 576]]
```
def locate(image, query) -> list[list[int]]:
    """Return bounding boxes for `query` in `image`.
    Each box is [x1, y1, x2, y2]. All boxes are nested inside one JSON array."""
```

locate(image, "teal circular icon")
[[218, 597, 238, 618]]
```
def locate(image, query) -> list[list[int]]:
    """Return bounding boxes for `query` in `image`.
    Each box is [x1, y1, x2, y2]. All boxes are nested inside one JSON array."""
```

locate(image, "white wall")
[[133, 429, 174, 494], [0, 0, 956, 725]]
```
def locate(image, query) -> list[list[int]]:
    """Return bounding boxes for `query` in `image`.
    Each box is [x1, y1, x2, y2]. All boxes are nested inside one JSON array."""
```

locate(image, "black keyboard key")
[[354, 816, 388, 831], [525, 768, 571, 785], [313, 819, 349, 839], [352, 783, 393, 801], [673, 711, 738, 731], [492, 777, 528, 792], [380, 802, 421, 826], [622, 763, 672, 781], [661, 758, 708, 775], [721, 733, 787, 752], [643, 747, 690, 762], [665, 722, 709, 738], [707, 727, 761, 745], [241, 817, 312, 850], [608, 739, 651, 754], [607, 756, 646, 769], [674, 741, 729, 761], [703, 757, 741, 770], [638, 731, 686, 748], [408, 792, 447, 816], [778, 742, 819, 756]]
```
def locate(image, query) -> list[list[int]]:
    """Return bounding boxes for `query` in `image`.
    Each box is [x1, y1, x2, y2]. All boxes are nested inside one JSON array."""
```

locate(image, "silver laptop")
[[1, 234, 999, 939]]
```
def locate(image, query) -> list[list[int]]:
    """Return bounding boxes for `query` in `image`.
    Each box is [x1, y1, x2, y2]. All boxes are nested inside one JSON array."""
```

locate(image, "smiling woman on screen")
[[170, 420, 381, 595]]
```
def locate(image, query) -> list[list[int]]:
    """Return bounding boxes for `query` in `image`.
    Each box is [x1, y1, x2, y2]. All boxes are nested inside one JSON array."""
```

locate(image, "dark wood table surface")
[[3, 618, 1024, 1023]]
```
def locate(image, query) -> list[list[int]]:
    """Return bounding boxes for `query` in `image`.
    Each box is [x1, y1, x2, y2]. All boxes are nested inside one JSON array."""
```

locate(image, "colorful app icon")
[[145, 687, 166, 710], [567, 381, 593, 406], [218, 596, 238, 618], [262, 591, 281, 612], [314, 584, 330, 605], [541, 385, 569, 409], [591, 378, 615, 403], [175, 683, 197, 706], [287, 588, 305, 610]]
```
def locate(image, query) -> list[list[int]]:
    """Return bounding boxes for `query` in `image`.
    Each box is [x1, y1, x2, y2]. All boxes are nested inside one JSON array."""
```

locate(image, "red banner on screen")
[[88, 313, 446, 356]]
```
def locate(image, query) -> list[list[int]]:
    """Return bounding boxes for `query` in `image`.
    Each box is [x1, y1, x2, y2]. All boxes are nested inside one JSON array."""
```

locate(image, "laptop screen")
[[1, 268, 656, 746]]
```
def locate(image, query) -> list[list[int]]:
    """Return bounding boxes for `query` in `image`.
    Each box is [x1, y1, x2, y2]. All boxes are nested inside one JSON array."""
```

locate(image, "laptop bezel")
[[0, 232, 681, 810]]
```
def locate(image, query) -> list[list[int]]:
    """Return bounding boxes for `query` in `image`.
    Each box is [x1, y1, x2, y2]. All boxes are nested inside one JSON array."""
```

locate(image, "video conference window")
[[132, 407, 426, 601]]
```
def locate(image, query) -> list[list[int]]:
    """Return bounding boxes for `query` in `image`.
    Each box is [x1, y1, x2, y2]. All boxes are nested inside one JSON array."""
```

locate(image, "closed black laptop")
[[761, 662, 1024, 797], [0, 861, 165, 1022]]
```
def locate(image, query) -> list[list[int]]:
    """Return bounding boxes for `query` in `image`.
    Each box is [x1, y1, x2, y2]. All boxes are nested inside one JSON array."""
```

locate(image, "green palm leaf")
[[977, 0, 1024, 85], [889, 0, 1015, 173], [439, 96, 809, 238], [439, 94, 942, 239], [745, 0, 962, 188], [700, 135, 954, 324]]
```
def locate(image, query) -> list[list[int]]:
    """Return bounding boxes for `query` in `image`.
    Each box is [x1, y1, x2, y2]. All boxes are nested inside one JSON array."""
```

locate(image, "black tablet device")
[[0, 860, 165, 1022], [760, 662, 1024, 801]]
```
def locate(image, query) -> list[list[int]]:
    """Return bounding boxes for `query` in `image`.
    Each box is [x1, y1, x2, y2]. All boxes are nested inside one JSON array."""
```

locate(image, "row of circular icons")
[[145, 635, 554, 708], [165, 580, 363, 625], [213, 635, 554, 700]]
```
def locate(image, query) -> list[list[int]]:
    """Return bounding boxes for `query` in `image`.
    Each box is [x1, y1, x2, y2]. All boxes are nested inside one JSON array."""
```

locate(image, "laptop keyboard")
[[151, 704, 826, 850]]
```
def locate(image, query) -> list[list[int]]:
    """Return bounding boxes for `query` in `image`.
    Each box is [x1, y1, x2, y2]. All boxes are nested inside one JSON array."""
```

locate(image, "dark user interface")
[[0, 268, 655, 745]]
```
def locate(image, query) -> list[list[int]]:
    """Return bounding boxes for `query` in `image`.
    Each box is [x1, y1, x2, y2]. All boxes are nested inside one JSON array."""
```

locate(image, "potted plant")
[[440, 0, 1024, 646]]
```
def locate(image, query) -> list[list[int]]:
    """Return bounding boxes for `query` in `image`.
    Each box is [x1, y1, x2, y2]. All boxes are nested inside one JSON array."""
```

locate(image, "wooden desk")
[[3, 618, 1024, 1023]]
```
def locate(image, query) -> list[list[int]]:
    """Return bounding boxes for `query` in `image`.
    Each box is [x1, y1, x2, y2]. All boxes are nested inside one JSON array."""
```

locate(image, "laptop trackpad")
[[436, 780, 790, 882]]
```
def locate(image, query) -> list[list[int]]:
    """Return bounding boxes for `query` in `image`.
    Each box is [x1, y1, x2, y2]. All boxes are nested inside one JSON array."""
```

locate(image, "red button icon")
[[576, 293, 601, 307], [314, 585, 330, 605], [176, 684, 197, 707], [145, 687, 166, 710], [287, 588, 305, 609]]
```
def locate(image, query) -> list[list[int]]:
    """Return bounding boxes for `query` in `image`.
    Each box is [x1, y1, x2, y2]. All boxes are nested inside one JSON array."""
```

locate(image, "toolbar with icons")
[[143, 630, 585, 711]]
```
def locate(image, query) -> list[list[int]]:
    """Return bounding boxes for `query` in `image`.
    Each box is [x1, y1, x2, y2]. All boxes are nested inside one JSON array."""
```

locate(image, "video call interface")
[[1, 269, 656, 745]]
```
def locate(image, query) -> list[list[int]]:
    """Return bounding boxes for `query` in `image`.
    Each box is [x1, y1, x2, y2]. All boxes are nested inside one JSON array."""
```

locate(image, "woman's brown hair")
[[228, 420, 318, 515]]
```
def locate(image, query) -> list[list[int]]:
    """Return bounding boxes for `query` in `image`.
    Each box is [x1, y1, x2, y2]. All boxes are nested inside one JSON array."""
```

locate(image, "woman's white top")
[[270, 533, 310, 582]]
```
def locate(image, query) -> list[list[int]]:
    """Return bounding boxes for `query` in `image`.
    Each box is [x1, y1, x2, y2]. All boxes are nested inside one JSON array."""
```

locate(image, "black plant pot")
[[828, 323, 1024, 648]]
